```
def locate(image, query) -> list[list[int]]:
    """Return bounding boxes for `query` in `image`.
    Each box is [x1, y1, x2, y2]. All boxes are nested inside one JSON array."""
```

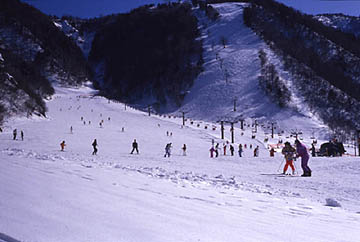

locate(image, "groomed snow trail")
[[1, 85, 360, 242]]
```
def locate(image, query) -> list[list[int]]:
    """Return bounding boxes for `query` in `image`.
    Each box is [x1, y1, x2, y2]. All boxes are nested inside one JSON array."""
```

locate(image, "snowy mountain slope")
[[176, 3, 329, 140], [315, 14, 360, 37], [1, 84, 360, 242]]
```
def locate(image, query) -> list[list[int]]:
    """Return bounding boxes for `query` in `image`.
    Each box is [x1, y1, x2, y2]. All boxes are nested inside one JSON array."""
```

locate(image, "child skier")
[[281, 142, 296, 175]]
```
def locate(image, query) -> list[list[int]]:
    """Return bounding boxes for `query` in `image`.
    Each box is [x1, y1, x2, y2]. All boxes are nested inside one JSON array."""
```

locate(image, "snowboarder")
[[230, 144, 234, 156], [20, 130, 24, 141], [13, 129, 17, 140], [270, 148, 275, 157], [182, 144, 187, 156], [130, 139, 139, 154], [92, 139, 98, 155], [295, 139, 312, 177], [210, 146, 215, 158], [60, 141, 66, 151], [164, 143, 172, 157], [281, 142, 296, 175], [254, 146, 259, 157], [238, 144, 243, 157]]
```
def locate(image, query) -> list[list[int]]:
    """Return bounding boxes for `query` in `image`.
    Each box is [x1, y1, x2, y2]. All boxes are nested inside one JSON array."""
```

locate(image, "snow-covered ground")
[[178, 3, 330, 140], [1, 84, 360, 242]]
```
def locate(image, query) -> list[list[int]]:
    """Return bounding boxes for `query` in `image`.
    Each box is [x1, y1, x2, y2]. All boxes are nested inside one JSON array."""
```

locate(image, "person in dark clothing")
[[311, 143, 316, 157], [13, 129, 17, 140], [21, 130, 24, 141], [131, 139, 139, 154], [215, 143, 219, 157], [92, 139, 98, 155], [230, 144, 234, 156]]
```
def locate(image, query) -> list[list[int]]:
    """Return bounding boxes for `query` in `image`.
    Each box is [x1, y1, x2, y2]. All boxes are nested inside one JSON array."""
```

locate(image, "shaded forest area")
[[89, 3, 203, 110]]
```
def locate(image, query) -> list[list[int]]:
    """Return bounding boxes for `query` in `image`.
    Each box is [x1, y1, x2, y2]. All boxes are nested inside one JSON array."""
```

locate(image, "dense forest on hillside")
[[89, 3, 203, 110], [243, 0, 360, 132], [0, 0, 94, 123], [0, 0, 92, 84]]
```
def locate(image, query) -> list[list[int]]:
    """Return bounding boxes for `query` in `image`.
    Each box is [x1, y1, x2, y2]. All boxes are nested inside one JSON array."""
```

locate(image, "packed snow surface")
[[1, 3, 360, 242], [1, 84, 360, 242]]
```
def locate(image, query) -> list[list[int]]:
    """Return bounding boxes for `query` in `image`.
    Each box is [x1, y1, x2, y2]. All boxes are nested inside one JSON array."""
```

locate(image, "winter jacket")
[[296, 143, 309, 159], [282, 146, 296, 161]]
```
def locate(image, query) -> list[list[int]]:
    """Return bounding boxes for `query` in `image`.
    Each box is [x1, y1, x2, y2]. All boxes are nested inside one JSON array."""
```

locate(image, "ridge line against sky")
[[21, 0, 360, 18]]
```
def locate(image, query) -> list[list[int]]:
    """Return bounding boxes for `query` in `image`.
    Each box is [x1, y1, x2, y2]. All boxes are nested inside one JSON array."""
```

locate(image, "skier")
[[281, 142, 296, 175], [13, 129, 17, 140], [92, 139, 98, 155], [130, 139, 139, 154], [182, 144, 187, 156], [254, 146, 259, 157], [223, 142, 227, 156], [270, 148, 275, 157], [295, 139, 312, 177], [60, 141, 66, 151], [215, 143, 219, 157], [164, 143, 172, 157], [0, 127, 2, 132], [238, 144, 243, 157], [70, 126, 73, 134], [21, 130, 24, 141], [311, 143, 316, 157], [210, 146, 215, 158], [230, 144, 234, 156]]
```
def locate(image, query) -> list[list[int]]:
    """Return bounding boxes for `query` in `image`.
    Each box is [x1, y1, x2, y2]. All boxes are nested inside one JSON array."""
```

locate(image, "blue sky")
[[22, 0, 360, 18]]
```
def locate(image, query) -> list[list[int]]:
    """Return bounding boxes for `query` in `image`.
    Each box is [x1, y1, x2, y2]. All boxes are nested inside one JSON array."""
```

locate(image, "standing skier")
[[13, 129, 17, 140], [238, 144, 243, 157], [295, 139, 312, 177], [130, 139, 139, 154], [210, 146, 215, 158], [215, 143, 219, 157], [92, 139, 98, 155], [20, 130, 24, 141], [182, 144, 187, 156], [281, 142, 296, 175], [230, 144, 234, 156], [60, 141, 66, 151], [164, 143, 172, 157], [269, 148, 275, 157], [253, 146, 259, 157], [223, 142, 227, 156], [311, 143, 316, 157]]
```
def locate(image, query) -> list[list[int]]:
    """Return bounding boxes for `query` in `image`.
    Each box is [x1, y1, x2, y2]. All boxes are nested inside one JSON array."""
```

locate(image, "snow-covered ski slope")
[[179, 3, 329, 140], [1, 84, 360, 242]]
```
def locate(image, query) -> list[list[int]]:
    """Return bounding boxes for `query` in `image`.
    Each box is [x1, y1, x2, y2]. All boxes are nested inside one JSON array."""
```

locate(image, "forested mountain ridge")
[[243, 0, 360, 133], [0, 0, 92, 123], [88, 3, 203, 111]]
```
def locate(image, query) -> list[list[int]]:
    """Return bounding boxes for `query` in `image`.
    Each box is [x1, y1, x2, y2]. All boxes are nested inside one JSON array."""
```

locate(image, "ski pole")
[[277, 160, 284, 173]]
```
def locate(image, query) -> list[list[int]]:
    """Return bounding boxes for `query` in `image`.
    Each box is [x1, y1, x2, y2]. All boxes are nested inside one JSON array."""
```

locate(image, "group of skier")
[[12, 129, 24, 141], [210, 142, 259, 158], [281, 140, 311, 177]]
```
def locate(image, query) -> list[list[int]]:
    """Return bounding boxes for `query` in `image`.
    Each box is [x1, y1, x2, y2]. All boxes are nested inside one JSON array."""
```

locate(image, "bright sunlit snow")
[[1, 83, 360, 242], [1, 3, 360, 242]]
